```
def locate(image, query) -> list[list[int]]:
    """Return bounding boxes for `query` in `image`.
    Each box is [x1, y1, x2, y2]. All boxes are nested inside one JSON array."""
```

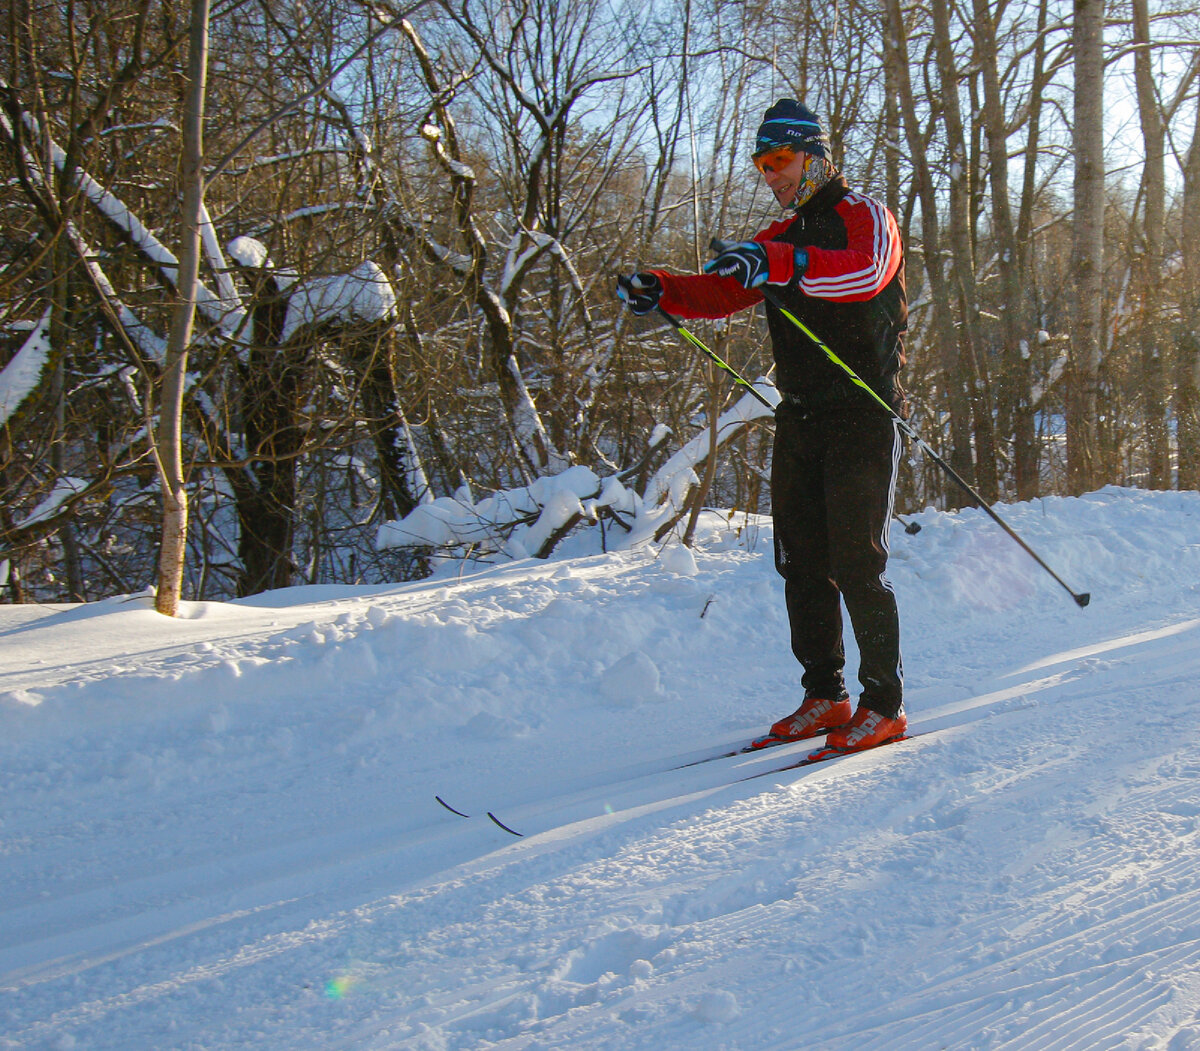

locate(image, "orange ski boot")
[[768, 696, 853, 742], [825, 706, 908, 752]]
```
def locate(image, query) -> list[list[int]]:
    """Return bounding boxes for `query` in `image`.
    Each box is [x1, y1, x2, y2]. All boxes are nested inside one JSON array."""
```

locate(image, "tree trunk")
[[355, 324, 421, 521], [931, 0, 998, 502], [975, 0, 1039, 500], [884, 0, 976, 506], [1131, 0, 1169, 488], [236, 287, 302, 597], [1067, 0, 1104, 495], [155, 0, 209, 616], [49, 238, 85, 601], [883, 50, 901, 218], [215, 248, 318, 598], [1177, 90, 1200, 490]]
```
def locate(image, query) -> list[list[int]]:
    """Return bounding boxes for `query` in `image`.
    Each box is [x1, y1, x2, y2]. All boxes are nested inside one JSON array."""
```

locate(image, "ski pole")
[[709, 239, 1090, 608], [653, 301, 921, 533], [654, 306, 775, 411]]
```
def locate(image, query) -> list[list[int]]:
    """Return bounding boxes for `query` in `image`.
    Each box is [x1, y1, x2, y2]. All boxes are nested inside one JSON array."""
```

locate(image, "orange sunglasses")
[[752, 145, 805, 174]]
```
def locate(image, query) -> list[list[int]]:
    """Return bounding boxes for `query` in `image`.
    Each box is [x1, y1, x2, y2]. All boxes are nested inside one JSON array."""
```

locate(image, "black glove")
[[703, 241, 770, 288], [617, 272, 663, 315]]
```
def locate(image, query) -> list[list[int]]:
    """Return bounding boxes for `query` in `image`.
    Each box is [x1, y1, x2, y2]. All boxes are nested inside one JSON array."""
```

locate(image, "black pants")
[[771, 403, 904, 718]]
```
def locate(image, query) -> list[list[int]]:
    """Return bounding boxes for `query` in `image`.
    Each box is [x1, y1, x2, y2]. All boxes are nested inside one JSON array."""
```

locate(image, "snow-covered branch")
[[281, 261, 398, 342], [0, 84, 246, 335], [643, 383, 779, 505], [376, 382, 779, 563], [0, 308, 53, 427], [376, 465, 639, 560]]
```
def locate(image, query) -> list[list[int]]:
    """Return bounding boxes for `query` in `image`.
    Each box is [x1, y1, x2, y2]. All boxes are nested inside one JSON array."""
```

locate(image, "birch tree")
[[155, 0, 209, 616]]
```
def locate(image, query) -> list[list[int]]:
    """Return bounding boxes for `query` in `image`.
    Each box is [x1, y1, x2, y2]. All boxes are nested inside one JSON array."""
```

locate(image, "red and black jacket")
[[651, 175, 907, 416]]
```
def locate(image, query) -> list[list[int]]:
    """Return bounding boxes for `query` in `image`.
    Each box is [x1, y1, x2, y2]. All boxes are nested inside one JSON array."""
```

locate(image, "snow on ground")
[[3, 486, 1200, 1050]]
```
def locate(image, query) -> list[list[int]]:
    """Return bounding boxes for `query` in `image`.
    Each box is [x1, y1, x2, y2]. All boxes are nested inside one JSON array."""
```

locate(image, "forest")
[[2, 0, 1198, 608]]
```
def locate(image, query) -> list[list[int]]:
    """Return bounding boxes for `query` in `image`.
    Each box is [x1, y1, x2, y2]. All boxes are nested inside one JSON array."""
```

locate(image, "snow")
[[281, 261, 397, 342], [420, 123, 475, 181], [226, 235, 272, 269], [0, 306, 51, 426], [378, 386, 775, 563], [12, 476, 87, 529], [4, 486, 1200, 1049], [200, 204, 243, 318], [67, 222, 169, 363]]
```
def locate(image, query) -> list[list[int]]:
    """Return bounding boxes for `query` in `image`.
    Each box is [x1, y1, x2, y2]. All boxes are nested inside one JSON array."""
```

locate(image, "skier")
[[617, 99, 908, 752]]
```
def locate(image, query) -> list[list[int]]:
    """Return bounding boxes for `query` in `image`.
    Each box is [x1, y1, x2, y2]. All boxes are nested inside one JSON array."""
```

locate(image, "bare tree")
[[1130, 0, 1169, 488], [931, 0, 997, 501], [972, 0, 1052, 501], [883, 0, 976, 506], [1068, 0, 1105, 494], [155, 0, 210, 616], [1179, 87, 1200, 489]]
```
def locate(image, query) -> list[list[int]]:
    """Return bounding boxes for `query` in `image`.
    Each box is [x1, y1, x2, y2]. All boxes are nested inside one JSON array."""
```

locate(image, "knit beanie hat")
[[755, 99, 830, 159]]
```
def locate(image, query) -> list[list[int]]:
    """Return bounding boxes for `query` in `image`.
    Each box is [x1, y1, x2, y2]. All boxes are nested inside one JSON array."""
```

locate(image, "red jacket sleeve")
[[650, 271, 763, 319], [647, 217, 796, 319], [799, 192, 901, 302], [645, 195, 901, 314]]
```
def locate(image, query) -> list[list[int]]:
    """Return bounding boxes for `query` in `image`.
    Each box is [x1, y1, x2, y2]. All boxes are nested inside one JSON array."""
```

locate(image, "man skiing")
[[617, 99, 908, 753]]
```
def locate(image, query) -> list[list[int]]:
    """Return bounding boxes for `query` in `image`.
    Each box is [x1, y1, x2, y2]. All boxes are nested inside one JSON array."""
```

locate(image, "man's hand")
[[704, 239, 808, 289], [616, 272, 663, 315], [703, 241, 770, 288]]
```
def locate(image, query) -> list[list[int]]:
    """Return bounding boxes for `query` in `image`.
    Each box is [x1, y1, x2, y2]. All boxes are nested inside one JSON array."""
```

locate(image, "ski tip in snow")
[[435, 795, 471, 818], [436, 796, 522, 836], [487, 812, 523, 837]]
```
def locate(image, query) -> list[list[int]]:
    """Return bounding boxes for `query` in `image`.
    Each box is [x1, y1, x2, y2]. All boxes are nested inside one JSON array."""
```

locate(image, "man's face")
[[755, 148, 817, 209]]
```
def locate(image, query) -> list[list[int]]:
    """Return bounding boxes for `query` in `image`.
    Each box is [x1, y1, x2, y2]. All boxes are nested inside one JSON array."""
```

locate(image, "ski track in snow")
[[2, 487, 1200, 1049]]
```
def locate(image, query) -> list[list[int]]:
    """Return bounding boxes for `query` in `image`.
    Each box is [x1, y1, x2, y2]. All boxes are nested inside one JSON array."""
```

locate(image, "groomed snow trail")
[[2, 487, 1200, 1050]]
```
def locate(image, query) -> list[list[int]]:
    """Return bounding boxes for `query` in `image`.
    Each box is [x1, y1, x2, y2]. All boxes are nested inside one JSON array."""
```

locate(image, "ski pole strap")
[[655, 305, 775, 411]]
